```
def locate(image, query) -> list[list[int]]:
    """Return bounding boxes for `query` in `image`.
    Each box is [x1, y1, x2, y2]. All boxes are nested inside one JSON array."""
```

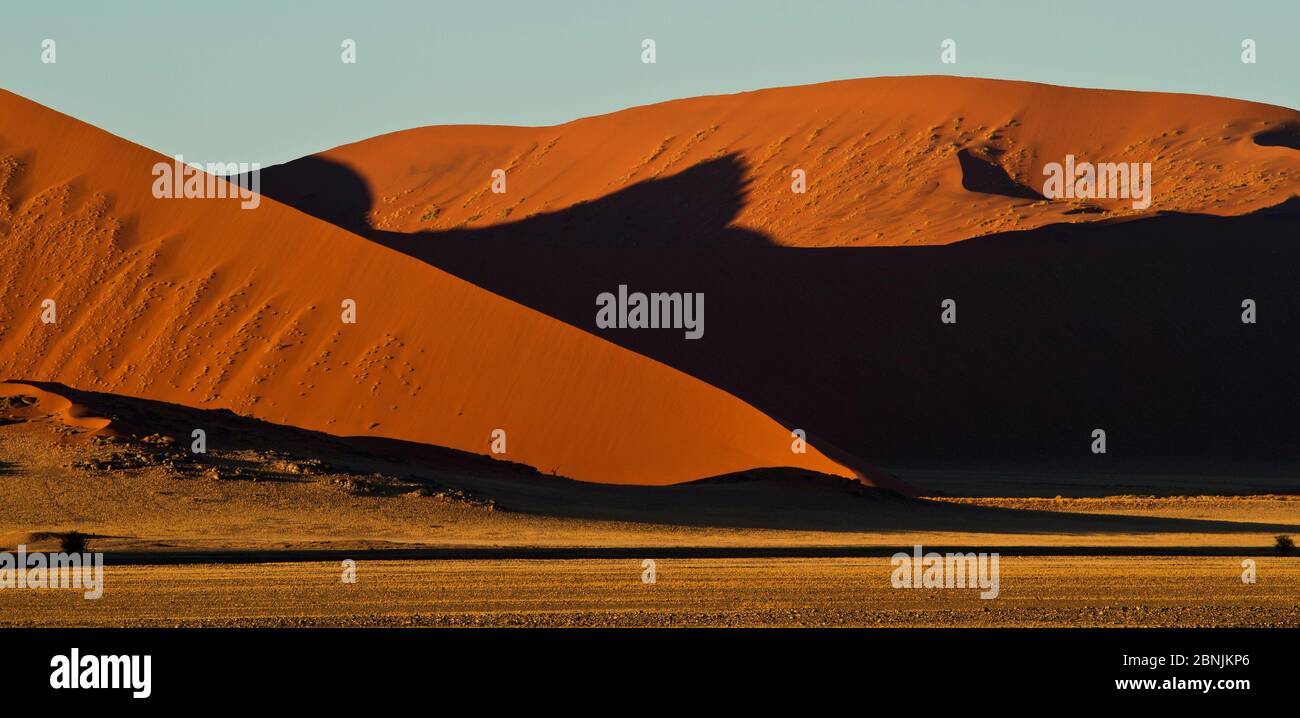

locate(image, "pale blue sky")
[[2, 0, 1295, 166]]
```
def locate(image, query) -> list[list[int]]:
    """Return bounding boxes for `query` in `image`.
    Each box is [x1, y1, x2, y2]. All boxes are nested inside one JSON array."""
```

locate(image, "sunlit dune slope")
[[278, 76, 1299, 247], [0, 89, 873, 487]]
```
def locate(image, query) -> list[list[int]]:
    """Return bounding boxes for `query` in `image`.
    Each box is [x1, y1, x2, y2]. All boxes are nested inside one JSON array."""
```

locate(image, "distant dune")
[[261, 76, 1299, 246], [0, 89, 872, 487], [255, 77, 1300, 469]]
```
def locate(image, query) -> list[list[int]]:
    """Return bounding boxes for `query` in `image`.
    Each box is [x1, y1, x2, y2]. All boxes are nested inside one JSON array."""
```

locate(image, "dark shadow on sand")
[[9, 381, 1297, 537], [254, 155, 1300, 494], [94, 543, 1300, 566]]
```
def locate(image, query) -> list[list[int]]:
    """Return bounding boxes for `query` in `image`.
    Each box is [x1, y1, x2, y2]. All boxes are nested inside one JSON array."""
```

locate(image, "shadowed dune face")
[[1253, 122, 1300, 150], [0, 89, 877, 488], [255, 85, 1300, 469], [956, 148, 1044, 200]]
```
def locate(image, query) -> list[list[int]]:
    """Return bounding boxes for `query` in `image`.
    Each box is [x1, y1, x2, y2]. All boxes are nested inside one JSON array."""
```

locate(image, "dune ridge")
[[268, 76, 1299, 247], [0, 89, 872, 487]]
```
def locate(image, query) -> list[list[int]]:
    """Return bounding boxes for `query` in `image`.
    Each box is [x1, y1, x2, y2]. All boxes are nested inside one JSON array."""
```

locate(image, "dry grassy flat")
[[3, 388, 1298, 628], [2, 557, 1296, 628], [3, 413, 1297, 554]]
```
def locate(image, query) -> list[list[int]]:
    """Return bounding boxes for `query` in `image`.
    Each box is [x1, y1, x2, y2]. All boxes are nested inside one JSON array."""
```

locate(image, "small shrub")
[[1275, 535, 1295, 555], [60, 531, 89, 553]]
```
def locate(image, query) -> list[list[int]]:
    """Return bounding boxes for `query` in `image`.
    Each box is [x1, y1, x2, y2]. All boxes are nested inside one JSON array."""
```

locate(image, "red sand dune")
[[4, 77, 1298, 488], [278, 76, 1299, 247], [253, 76, 1300, 468], [0, 89, 876, 488]]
